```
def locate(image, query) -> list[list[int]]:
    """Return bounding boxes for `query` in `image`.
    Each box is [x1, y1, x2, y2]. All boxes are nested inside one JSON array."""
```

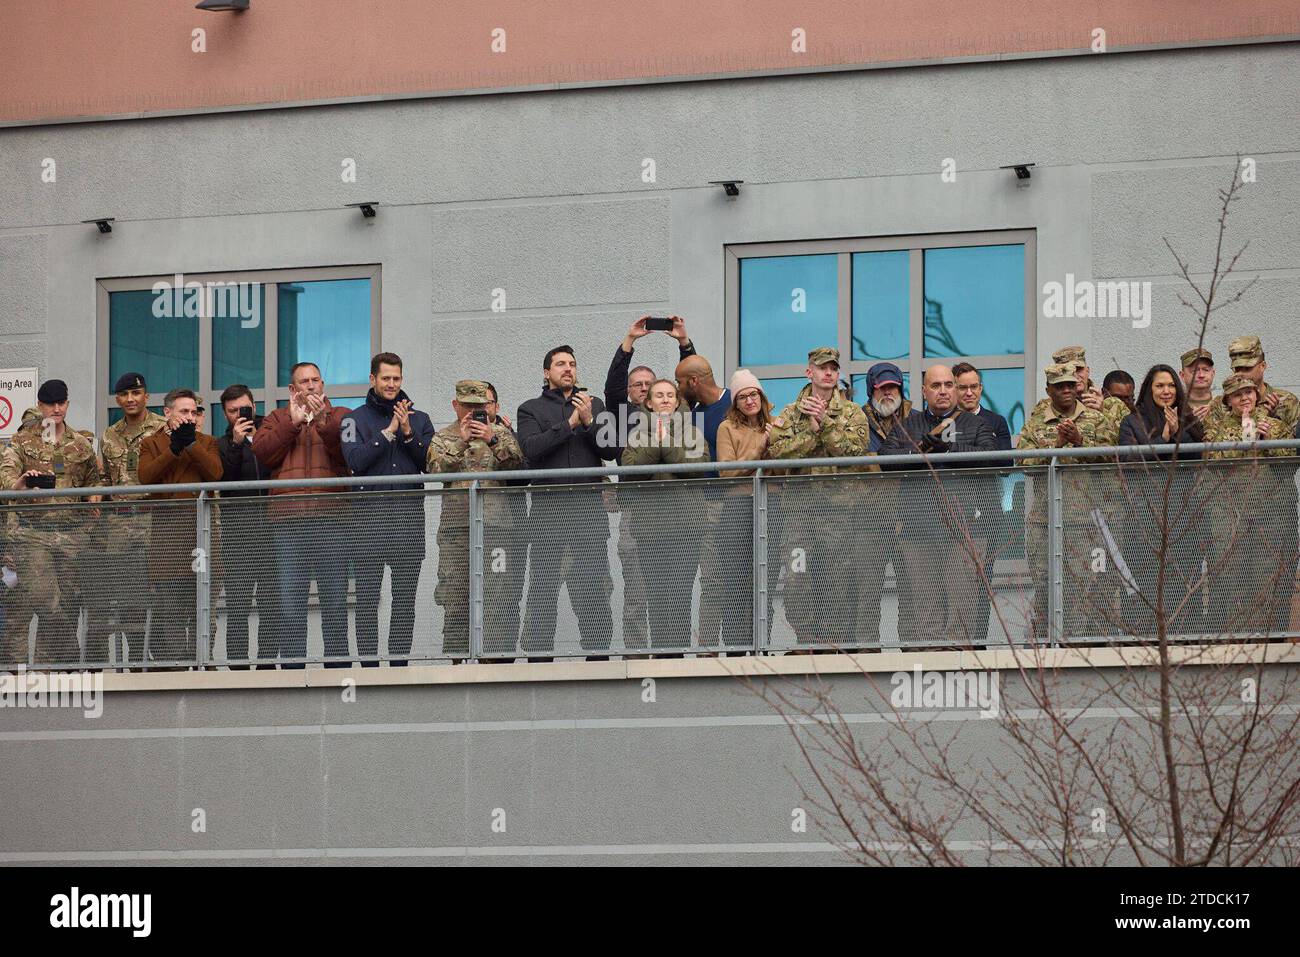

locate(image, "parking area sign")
[[0, 368, 39, 441]]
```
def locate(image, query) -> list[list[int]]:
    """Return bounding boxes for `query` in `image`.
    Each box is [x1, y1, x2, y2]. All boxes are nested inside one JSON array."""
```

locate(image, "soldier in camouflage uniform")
[[767, 347, 873, 647], [427, 380, 525, 659], [1016, 364, 1110, 641], [89, 372, 166, 666], [0, 380, 101, 666], [1227, 336, 1300, 631], [1203, 371, 1297, 634], [1179, 347, 1222, 431], [1029, 347, 1129, 445]]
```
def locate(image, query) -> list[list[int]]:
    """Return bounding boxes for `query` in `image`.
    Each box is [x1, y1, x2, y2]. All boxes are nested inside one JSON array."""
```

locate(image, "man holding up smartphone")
[[427, 380, 523, 661], [0, 379, 101, 666], [138, 388, 223, 667], [214, 384, 278, 669]]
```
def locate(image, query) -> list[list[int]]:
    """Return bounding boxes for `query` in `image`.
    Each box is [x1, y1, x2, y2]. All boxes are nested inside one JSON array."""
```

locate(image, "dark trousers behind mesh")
[[522, 495, 612, 655]]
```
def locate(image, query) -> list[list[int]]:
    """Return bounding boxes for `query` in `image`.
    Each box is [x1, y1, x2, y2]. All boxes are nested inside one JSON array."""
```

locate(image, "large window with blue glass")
[[727, 232, 1033, 435], [97, 266, 380, 434]]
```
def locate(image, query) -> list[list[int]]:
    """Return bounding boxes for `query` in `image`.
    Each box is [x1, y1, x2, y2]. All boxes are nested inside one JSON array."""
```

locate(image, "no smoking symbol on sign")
[[0, 397, 12, 432]]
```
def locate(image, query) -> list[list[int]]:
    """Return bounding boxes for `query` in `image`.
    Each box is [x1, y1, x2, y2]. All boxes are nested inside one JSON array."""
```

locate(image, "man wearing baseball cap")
[[0, 378, 101, 667], [1016, 364, 1108, 640], [89, 372, 167, 667], [1179, 348, 1219, 427], [1029, 346, 1129, 444], [767, 346, 872, 648]]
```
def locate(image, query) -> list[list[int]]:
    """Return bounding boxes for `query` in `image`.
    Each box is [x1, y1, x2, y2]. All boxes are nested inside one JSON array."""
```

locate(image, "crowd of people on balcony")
[[1, 317, 1296, 670]]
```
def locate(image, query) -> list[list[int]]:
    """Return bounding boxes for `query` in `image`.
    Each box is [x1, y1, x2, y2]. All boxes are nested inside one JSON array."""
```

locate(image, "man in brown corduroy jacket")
[[251, 361, 351, 669], [139, 388, 223, 666]]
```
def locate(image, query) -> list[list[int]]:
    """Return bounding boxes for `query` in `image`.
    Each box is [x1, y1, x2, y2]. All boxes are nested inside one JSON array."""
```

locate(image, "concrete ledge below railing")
[[92, 641, 1300, 692]]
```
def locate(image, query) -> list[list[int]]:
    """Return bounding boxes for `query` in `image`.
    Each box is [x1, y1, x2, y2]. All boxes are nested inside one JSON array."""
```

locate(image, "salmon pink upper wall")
[[2, 0, 1297, 124]]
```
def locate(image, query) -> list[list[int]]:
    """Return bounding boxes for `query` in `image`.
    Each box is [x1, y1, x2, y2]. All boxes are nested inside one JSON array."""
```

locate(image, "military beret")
[[37, 379, 68, 404], [807, 346, 840, 367], [113, 372, 147, 394], [1228, 335, 1264, 370], [1180, 348, 1213, 368], [1221, 373, 1258, 400], [455, 379, 490, 404], [1052, 346, 1087, 366], [1044, 363, 1078, 386]]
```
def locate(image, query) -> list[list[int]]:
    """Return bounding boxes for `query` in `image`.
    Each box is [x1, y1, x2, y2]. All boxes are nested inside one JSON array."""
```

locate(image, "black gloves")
[[170, 422, 197, 455]]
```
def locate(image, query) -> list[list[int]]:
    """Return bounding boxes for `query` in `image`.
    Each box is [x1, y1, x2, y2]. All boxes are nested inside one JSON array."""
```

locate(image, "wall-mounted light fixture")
[[196, 0, 249, 11], [708, 180, 744, 198], [344, 202, 379, 219], [999, 163, 1035, 189], [81, 217, 114, 234]]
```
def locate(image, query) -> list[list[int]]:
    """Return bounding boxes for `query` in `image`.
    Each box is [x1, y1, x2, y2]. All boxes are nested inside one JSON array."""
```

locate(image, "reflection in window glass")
[[923, 245, 1024, 358], [975, 367, 1026, 437], [109, 290, 198, 396], [277, 279, 371, 386], [740, 255, 837, 367], [758, 377, 809, 416], [212, 285, 266, 390], [851, 251, 909, 361]]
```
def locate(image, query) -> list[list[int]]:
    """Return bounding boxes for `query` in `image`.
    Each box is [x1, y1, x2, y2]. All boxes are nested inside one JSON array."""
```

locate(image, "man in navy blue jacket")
[[342, 353, 435, 666], [953, 362, 1014, 644]]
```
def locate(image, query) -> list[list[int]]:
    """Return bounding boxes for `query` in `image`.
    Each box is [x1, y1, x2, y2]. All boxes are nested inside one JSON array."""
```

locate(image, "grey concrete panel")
[[431, 199, 670, 312], [1092, 160, 1300, 278], [0, 233, 47, 335]]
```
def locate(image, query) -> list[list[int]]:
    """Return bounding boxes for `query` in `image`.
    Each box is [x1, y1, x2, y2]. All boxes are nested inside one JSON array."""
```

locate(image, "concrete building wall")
[[2, 657, 1295, 865], [0, 43, 1297, 431]]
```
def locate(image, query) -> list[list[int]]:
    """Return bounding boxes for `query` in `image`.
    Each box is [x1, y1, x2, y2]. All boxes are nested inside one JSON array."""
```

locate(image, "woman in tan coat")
[[713, 370, 782, 652]]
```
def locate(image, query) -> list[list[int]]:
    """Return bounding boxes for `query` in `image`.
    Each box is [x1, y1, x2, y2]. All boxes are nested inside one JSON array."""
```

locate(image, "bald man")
[[674, 353, 732, 650], [880, 364, 999, 647]]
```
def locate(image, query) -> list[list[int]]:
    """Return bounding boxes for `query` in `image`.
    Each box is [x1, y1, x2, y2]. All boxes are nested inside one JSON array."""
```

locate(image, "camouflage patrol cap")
[[1052, 346, 1087, 366], [807, 346, 840, 367], [1045, 363, 1078, 386], [1221, 373, 1258, 400], [455, 379, 490, 404], [1228, 335, 1264, 370], [1180, 347, 1213, 368]]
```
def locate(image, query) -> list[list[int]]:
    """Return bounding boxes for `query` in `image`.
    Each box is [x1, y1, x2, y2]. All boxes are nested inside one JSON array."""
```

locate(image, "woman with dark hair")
[[1118, 363, 1205, 457], [1117, 363, 1209, 638]]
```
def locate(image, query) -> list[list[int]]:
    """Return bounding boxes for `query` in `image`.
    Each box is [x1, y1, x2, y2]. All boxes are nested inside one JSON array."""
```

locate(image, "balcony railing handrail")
[[1, 438, 1297, 502]]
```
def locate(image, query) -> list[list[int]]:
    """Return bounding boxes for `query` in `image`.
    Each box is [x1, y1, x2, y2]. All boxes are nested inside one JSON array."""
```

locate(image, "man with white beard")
[[855, 362, 913, 643]]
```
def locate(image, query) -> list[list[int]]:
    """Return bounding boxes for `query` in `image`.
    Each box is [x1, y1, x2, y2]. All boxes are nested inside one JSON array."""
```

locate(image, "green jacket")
[[767, 384, 872, 474]]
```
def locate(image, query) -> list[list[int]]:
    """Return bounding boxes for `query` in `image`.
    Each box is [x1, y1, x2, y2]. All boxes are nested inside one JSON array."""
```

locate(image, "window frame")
[[96, 264, 381, 435], [724, 230, 1035, 411]]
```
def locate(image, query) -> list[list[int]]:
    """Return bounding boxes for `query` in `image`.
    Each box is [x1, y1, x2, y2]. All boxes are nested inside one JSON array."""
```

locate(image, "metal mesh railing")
[[2, 440, 1297, 670]]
